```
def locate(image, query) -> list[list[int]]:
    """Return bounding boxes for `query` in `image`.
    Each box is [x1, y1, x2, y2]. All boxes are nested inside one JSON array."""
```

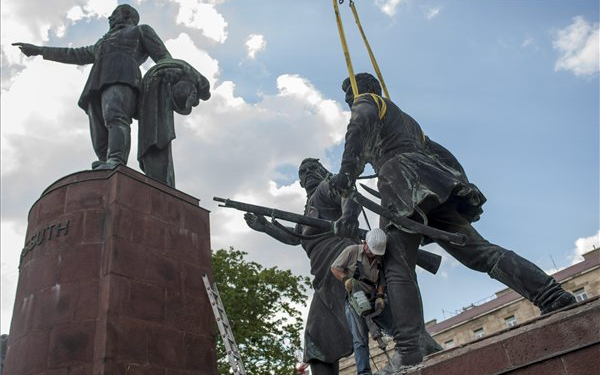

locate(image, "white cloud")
[[165, 32, 220, 84], [553, 16, 600, 77], [374, 0, 408, 17], [245, 34, 266, 60], [521, 37, 534, 48], [569, 230, 600, 264], [171, 0, 228, 43], [425, 6, 441, 20]]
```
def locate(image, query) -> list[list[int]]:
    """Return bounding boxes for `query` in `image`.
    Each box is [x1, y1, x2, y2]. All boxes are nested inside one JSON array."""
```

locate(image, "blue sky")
[[1, 0, 598, 335]]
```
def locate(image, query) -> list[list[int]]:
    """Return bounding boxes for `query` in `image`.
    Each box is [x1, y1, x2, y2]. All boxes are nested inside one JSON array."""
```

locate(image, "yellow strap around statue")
[[332, 0, 358, 97], [356, 93, 387, 120], [349, 1, 391, 100]]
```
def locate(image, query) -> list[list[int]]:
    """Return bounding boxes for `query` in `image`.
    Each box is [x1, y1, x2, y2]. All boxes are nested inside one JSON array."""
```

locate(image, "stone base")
[[352, 297, 599, 375], [3, 166, 217, 375]]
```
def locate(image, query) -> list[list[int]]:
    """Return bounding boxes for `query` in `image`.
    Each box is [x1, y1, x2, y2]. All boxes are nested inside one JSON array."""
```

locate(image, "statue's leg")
[[88, 100, 108, 168], [97, 84, 137, 168], [430, 206, 576, 314], [381, 228, 425, 369], [309, 360, 339, 375], [376, 298, 442, 357]]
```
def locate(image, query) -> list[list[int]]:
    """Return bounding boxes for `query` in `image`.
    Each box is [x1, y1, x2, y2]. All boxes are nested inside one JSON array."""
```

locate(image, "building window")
[[505, 315, 518, 328], [473, 327, 485, 339], [444, 339, 455, 349], [573, 287, 588, 302]]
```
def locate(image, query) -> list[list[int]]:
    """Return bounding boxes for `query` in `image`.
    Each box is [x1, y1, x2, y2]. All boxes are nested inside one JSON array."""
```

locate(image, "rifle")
[[214, 197, 442, 275]]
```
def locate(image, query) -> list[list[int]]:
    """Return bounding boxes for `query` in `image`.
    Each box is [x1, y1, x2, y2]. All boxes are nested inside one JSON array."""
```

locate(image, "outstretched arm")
[[12, 43, 42, 57], [14, 42, 95, 65], [244, 213, 301, 246]]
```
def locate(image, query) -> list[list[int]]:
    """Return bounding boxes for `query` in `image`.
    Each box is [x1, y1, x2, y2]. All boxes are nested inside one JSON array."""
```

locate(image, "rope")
[[349, 1, 391, 100]]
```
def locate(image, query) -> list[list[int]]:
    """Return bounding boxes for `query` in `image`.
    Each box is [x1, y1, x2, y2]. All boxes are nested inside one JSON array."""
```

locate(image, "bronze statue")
[[13, 4, 209, 186], [244, 159, 441, 375], [329, 73, 576, 374]]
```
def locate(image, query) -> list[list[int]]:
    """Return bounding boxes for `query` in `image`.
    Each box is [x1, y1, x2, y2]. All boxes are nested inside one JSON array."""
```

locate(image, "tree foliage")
[[212, 247, 311, 375]]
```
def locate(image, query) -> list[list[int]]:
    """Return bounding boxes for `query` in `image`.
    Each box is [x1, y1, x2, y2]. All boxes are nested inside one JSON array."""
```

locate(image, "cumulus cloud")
[[521, 37, 534, 48], [165, 32, 220, 84], [171, 0, 228, 43], [1, 0, 351, 332], [425, 6, 441, 20], [374, 0, 408, 17], [245, 34, 266, 60], [569, 230, 600, 264], [553, 16, 599, 77]]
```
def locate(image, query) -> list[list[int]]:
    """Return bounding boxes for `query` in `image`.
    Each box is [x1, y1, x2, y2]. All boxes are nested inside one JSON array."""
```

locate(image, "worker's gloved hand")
[[375, 296, 385, 311], [244, 213, 268, 232], [329, 173, 354, 198], [343, 277, 356, 293]]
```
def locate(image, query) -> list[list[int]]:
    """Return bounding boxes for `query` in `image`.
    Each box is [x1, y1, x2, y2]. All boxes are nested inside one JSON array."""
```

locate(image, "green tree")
[[212, 247, 311, 375]]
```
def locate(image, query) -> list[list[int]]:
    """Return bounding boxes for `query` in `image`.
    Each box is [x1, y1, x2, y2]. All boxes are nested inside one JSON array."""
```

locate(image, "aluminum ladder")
[[202, 274, 247, 375]]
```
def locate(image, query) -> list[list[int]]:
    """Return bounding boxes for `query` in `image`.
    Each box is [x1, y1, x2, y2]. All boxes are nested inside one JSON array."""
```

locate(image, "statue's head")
[[298, 158, 332, 196], [109, 4, 140, 29], [341, 72, 382, 108]]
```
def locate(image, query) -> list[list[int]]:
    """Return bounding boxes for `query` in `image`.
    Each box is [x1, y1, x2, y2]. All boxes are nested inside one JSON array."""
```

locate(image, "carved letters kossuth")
[[20, 220, 70, 265]]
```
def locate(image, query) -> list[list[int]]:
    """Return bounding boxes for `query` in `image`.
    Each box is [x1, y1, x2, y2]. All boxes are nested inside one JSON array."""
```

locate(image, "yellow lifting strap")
[[356, 93, 387, 120], [332, 0, 391, 100], [349, 1, 391, 100], [332, 0, 359, 97]]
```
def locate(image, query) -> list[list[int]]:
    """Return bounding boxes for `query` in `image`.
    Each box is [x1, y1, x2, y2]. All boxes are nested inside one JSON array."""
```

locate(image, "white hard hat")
[[366, 228, 387, 255]]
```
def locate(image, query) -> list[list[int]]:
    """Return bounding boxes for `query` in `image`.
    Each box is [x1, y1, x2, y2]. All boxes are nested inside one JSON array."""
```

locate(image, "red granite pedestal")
[[3, 166, 217, 375]]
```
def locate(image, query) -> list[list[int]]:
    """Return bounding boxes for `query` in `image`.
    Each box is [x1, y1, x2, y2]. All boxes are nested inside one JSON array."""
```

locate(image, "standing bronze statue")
[[244, 158, 441, 375], [13, 4, 209, 186], [329, 73, 576, 374]]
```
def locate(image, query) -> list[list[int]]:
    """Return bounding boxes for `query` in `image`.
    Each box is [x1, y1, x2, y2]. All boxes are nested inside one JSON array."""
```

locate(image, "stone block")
[[32, 283, 77, 330], [82, 210, 107, 244], [183, 333, 217, 372], [65, 180, 108, 213], [396, 298, 600, 375], [48, 321, 95, 368], [106, 316, 148, 362], [147, 326, 185, 367], [57, 243, 101, 284], [561, 344, 600, 375], [422, 342, 509, 375], [145, 253, 181, 293], [4, 167, 215, 375], [103, 238, 148, 279], [128, 280, 166, 322], [75, 279, 100, 320]]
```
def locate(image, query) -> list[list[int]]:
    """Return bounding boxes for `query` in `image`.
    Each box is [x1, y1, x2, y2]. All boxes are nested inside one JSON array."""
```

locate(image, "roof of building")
[[427, 247, 599, 335]]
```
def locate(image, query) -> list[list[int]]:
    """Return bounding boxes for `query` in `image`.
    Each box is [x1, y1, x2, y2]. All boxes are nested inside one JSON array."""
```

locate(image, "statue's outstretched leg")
[[430, 206, 576, 315], [488, 250, 576, 314]]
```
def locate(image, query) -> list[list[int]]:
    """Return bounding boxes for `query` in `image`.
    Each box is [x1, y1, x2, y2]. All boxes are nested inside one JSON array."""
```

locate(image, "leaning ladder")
[[202, 274, 247, 375]]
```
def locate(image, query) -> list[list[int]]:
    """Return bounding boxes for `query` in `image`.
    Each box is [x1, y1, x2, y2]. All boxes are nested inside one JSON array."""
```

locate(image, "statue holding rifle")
[[216, 158, 442, 375], [13, 4, 210, 187]]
